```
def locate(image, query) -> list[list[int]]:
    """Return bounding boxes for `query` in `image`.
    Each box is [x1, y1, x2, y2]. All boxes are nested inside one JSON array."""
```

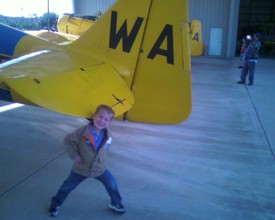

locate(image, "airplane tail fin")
[[68, 0, 192, 124], [190, 19, 203, 56]]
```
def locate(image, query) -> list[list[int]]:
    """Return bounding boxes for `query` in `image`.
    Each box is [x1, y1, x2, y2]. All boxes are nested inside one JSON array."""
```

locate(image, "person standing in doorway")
[[237, 33, 261, 86]]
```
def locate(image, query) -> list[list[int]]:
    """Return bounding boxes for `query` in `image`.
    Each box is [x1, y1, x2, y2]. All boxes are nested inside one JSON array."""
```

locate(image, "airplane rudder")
[[190, 19, 203, 56], [125, 0, 192, 124]]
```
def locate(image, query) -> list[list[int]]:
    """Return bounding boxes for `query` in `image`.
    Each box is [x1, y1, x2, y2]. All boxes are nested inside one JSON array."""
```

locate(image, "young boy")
[[48, 104, 125, 216]]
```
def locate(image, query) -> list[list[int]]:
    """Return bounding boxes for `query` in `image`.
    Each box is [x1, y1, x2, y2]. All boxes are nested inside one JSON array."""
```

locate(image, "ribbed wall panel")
[[73, 0, 116, 15], [189, 0, 233, 56], [73, 0, 240, 57]]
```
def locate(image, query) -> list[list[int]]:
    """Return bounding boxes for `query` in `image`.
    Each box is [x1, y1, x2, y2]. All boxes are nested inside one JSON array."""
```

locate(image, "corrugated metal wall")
[[189, 0, 239, 57], [73, 0, 116, 15], [73, 0, 239, 57]]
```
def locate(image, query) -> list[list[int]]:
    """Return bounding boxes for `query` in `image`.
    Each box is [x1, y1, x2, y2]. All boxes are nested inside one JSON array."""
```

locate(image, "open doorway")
[[236, 0, 275, 56]]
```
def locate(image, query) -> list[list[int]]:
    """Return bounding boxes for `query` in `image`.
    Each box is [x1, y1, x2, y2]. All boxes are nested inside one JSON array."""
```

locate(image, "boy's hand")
[[74, 155, 83, 164]]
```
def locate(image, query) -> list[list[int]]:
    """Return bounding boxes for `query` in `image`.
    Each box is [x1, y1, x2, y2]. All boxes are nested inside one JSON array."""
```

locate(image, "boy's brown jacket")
[[63, 122, 110, 177]]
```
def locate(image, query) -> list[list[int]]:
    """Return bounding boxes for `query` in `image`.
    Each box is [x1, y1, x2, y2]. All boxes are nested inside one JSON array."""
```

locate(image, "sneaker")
[[48, 207, 59, 217], [237, 81, 245, 84], [109, 203, 126, 214]]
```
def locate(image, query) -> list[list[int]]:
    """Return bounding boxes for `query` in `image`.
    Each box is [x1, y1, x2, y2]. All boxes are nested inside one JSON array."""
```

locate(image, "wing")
[[26, 30, 79, 44], [0, 49, 134, 117]]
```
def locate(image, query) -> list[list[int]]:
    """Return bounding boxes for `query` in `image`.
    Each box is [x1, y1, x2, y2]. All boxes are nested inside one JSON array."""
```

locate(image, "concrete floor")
[[0, 56, 274, 220]]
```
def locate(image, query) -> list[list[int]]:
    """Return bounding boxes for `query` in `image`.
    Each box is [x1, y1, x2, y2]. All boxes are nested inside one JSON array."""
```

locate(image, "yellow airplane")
[[24, 13, 100, 44], [25, 30, 79, 44], [57, 12, 101, 36], [189, 19, 203, 56], [46, 12, 203, 55], [0, 0, 202, 124]]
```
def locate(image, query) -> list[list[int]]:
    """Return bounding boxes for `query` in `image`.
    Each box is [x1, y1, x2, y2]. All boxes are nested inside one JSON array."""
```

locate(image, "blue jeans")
[[240, 60, 256, 84], [50, 170, 122, 209]]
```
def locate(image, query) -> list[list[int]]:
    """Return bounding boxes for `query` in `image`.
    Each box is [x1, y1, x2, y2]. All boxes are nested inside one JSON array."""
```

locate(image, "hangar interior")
[[238, 0, 275, 56], [72, 0, 275, 58]]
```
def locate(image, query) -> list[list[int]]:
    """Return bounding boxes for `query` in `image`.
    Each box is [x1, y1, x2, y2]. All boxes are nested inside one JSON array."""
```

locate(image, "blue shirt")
[[88, 126, 105, 152]]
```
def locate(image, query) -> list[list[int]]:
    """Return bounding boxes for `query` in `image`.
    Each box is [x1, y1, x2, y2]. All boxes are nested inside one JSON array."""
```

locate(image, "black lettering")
[[147, 24, 174, 65], [109, 11, 144, 53], [192, 32, 199, 41]]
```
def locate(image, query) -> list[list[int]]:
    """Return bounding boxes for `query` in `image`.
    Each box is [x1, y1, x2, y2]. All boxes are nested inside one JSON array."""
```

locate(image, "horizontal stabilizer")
[[1, 50, 134, 117]]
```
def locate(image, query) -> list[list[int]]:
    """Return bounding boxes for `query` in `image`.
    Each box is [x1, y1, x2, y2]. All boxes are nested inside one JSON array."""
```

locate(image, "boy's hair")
[[95, 104, 115, 116]]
